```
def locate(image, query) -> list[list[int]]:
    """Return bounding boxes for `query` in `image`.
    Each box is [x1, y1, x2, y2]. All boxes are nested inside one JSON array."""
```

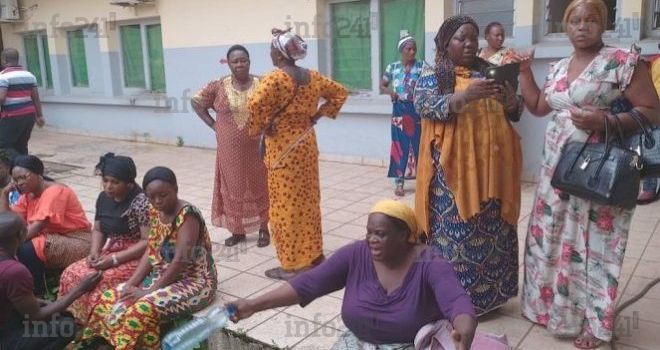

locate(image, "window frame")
[[325, 0, 425, 96], [23, 32, 53, 92], [540, 0, 622, 41], [455, 0, 516, 39], [65, 27, 92, 93], [116, 18, 165, 95], [645, 0, 660, 38]]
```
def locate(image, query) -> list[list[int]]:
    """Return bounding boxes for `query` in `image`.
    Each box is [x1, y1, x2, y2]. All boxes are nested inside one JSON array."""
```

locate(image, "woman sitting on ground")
[[229, 199, 478, 350], [79, 166, 218, 350], [58, 153, 150, 324], [0, 155, 91, 297]]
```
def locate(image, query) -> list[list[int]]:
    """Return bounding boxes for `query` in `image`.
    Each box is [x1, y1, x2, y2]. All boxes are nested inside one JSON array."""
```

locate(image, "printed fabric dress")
[[80, 205, 218, 350], [521, 47, 639, 342], [248, 69, 348, 270], [193, 76, 269, 234], [383, 60, 425, 183], [478, 47, 517, 66], [413, 64, 523, 315], [58, 188, 149, 324]]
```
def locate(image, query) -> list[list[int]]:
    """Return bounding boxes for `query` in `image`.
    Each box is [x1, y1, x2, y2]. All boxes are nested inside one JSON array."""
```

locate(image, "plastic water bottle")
[[161, 305, 237, 350]]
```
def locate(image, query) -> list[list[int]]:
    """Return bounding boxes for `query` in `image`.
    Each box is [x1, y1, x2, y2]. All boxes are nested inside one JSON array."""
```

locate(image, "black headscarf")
[[12, 155, 44, 175], [96, 153, 137, 183], [434, 15, 489, 94], [142, 166, 177, 189]]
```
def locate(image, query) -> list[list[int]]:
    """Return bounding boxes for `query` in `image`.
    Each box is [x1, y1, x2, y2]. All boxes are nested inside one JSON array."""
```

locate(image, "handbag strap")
[[263, 84, 299, 133], [629, 109, 657, 149]]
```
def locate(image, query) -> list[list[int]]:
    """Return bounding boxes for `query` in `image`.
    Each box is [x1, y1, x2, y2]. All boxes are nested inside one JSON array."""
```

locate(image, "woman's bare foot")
[[394, 184, 405, 197], [573, 333, 603, 349]]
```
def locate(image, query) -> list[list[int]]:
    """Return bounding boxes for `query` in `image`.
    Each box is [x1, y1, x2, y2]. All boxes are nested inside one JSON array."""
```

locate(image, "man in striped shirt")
[[0, 48, 44, 155]]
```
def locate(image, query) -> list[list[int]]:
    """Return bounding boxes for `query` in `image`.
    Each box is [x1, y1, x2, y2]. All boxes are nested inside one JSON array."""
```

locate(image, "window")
[[545, 0, 616, 34], [329, 0, 425, 91], [380, 0, 425, 79], [67, 29, 89, 87], [652, 0, 660, 30], [457, 0, 514, 35], [24, 34, 53, 89], [119, 23, 166, 92]]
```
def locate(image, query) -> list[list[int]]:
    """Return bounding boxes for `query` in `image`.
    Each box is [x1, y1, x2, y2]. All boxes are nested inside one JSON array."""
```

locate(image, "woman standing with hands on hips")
[[192, 45, 270, 248]]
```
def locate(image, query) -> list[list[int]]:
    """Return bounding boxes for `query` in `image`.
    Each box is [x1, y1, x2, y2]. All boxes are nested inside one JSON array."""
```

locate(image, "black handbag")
[[620, 109, 660, 178], [550, 115, 642, 209]]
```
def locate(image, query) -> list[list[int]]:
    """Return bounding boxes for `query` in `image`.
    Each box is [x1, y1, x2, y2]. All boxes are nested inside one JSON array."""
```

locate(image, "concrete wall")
[[1, 0, 657, 180]]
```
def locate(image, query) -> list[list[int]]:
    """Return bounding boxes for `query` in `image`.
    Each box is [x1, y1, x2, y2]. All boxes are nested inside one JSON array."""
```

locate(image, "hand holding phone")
[[485, 62, 520, 91]]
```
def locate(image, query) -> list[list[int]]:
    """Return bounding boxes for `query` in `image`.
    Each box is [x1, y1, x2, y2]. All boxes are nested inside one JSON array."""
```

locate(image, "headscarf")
[[433, 15, 487, 94], [142, 166, 177, 189], [398, 34, 416, 52], [12, 155, 44, 175], [370, 199, 421, 243], [271, 28, 308, 61], [96, 152, 137, 183]]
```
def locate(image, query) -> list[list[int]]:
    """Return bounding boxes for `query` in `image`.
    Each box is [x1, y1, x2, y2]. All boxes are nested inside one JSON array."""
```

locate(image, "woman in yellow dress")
[[248, 28, 348, 280]]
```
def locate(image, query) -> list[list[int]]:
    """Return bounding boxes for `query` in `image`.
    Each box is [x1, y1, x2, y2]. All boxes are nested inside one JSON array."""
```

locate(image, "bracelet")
[[111, 254, 119, 266]]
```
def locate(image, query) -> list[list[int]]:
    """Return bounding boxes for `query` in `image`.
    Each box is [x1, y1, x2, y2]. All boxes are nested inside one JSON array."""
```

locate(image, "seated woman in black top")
[[58, 153, 149, 323]]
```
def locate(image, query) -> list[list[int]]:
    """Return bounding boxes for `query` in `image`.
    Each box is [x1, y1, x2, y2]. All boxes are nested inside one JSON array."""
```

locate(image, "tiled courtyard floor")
[[31, 129, 660, 350]]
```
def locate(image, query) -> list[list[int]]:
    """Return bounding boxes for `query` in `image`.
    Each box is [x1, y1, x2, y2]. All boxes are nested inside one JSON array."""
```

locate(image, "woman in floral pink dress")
[[514, 0, 660, 349]]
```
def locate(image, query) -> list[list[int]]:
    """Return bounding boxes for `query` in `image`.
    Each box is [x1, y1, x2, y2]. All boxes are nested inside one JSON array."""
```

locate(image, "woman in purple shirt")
[[229, 199, 477, 349]]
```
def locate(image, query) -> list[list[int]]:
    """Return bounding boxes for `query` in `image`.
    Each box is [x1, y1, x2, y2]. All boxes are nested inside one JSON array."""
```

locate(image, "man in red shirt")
[[0, 211, 100, 350]]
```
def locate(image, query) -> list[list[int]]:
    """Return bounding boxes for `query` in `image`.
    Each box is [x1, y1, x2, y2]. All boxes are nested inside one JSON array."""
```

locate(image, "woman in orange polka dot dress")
[[248, 28, 348, 280]]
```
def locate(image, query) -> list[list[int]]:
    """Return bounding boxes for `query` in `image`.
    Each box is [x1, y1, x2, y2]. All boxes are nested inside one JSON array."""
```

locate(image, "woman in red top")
[[0, 155, 91, 296]]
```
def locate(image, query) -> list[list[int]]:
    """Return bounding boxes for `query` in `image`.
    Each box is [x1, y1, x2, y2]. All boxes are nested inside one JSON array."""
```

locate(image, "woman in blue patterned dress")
[[380, 34, 425, 197], [413, 15, 524, 315]]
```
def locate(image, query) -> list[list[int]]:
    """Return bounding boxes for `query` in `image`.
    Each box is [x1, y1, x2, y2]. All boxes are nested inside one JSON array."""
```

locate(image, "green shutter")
[[68, 30, 89, 87], [24, 36, 42, 86], [120, 25, 146, 88], [380, 0, 425, 78], [42, 37, 53, 89], [331, 0, 371, 90], [146, 24, 166, 92]]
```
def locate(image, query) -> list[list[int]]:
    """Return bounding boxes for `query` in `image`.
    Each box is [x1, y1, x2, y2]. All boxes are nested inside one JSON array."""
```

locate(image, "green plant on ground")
[[176, 136, 185, 147]]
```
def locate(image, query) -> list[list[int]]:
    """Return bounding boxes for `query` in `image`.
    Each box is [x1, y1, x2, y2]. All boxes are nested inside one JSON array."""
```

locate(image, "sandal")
[[257, 229, 270, 247], [265, 267, 306, 281], [264, 255, 325, 280], [394, 184, 405, 197], [573, 333, 603, 349], [224, 234, 246, 247], [637, 187, 660, 205]]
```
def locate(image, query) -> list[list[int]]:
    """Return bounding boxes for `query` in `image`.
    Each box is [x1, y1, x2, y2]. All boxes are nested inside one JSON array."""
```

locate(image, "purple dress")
[[289, 240, 476, 345]]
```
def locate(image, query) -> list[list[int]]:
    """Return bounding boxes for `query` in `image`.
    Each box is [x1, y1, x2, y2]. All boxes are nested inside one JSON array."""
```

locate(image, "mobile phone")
[[485, 62, 520, 91]]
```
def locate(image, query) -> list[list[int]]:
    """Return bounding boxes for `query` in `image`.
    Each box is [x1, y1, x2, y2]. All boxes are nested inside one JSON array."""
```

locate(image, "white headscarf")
[[271, 28, 308, 61]]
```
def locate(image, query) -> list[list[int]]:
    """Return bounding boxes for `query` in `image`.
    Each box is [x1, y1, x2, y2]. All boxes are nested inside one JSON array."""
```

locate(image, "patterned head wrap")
[[398, 34, 416, 52], [271, 28, 308, 61], [434, 15, 485, 94], [370, 199, 421, 244]]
